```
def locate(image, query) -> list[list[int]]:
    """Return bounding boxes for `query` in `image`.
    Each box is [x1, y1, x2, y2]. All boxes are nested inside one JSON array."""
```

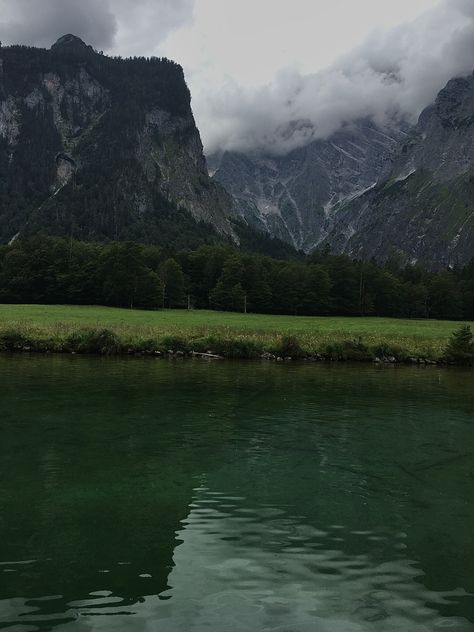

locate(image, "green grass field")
[[0, 304, 471, 360]]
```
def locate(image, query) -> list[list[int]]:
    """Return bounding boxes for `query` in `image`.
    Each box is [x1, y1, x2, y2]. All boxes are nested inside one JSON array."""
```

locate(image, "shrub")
[[65, 328, 121, 355], [158, 335, 190, 353], [324, 338, 372, 361], [0, 329, 31, 351], [196, 336, 263, 359], [445, 324, 474, 364], [274, 335, 304, 359], [372, 342, 406, 361]]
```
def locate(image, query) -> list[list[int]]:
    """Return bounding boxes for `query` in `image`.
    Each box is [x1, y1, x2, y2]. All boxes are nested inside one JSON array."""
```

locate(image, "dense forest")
[[0, 236, 473, 320]]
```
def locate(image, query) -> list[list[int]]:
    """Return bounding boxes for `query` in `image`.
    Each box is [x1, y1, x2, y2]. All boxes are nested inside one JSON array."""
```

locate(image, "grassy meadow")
[[0, 304, 471, 361]]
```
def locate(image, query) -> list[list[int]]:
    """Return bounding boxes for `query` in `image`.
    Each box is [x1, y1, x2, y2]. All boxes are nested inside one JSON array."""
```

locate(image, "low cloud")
[[0, 0, 193, 53], [0, 0, 117, 50], [2, 0, 474, 157], [198, 0, 474, 155]]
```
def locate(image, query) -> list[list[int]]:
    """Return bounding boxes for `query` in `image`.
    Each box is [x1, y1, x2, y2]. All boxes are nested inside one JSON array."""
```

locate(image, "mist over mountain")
[[1, 2, 474, 266], [202, 0, 474, 156], [209, 120, 406, 252], [212, 71, 474, 266], [3, 1, 474, 157], [326, 73, 474, 266]]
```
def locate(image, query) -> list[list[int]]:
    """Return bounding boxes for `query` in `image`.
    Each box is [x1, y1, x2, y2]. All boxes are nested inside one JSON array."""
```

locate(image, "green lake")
[[0, 356, 473, 631]]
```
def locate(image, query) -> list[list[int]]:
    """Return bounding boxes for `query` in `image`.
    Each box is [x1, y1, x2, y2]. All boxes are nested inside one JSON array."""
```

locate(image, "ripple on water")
[[0, 359, 473, 631]]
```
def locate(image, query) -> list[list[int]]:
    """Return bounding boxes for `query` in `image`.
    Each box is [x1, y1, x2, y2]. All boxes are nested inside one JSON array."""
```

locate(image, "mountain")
[[211, 75, 474, 266], [0, 35, 235, 247], [327, 75, 474, 266], [209, 120, 406, 252]]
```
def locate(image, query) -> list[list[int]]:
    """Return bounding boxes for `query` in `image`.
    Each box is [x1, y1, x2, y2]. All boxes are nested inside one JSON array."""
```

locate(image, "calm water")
[[0, 356, 473, 631]]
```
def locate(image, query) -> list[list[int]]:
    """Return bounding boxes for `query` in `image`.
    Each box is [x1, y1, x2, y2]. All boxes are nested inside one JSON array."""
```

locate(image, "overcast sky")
[[2, 0, 474, 154]]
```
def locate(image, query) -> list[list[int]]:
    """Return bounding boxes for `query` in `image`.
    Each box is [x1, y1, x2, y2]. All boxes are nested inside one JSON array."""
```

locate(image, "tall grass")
[[0, 303, 469, 363]]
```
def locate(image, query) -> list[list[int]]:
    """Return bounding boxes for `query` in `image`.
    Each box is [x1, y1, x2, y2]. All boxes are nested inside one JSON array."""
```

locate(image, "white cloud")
[[0, 0, 117, 50], [2, 0, 474, 156], [0, 0, 193, 52], [173, 0, 474, 154]]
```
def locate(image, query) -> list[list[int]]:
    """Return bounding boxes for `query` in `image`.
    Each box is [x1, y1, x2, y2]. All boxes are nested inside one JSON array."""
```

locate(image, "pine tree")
[[445, 324, 474, 363]]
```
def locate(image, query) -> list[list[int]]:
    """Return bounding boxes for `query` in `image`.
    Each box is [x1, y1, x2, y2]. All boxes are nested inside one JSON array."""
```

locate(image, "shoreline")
[[0, 330, 470, 367], [1, 307, 472, 367]]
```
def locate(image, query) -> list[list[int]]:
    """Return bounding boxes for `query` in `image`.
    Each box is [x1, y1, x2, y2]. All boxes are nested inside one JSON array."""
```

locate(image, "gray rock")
[[211, 72, 474, 265], [0, 36, 236, 244], [210, 119, 402, 252]]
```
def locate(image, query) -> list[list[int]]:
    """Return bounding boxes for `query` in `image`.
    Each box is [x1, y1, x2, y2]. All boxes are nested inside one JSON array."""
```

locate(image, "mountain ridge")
[[327, 72, 474, 266], [211, 73, 474, 265], [0, 35, 236, 247]]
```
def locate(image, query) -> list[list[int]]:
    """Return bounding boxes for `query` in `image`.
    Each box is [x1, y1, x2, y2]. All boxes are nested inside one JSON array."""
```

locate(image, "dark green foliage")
[[100, 242, 163, 309], [445, 324, 474, 364], [158, 335, 189, 353], [275, 335, 303, 359], [325, 257, 361, 315], [64, 328, 121, 354], [209, 256, 246, 311], [196, 336, 263, 359], [372, 342, 406, 361], [159, 259, 185, 308], [324, 339, 372, 362], [299, 265, 332, 315], [0, 236, 473, 322], [0, 329, 31, 351], [234, 220, 303, 260], [428, 272, 464, 320]]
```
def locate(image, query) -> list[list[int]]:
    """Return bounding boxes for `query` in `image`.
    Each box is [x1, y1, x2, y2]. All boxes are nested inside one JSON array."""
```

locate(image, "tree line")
[[1, 236, 473, 320]]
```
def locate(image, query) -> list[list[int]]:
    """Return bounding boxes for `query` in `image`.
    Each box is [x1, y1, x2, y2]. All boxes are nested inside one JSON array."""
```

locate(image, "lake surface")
[[0, 356, 473, 631]]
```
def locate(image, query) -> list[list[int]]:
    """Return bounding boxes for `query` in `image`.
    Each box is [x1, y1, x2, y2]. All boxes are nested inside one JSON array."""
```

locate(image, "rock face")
[[328, 75, 474, 266], [209, 120, 405, 252], [212, 74, 474, 265], [0, 36, 234, 244]]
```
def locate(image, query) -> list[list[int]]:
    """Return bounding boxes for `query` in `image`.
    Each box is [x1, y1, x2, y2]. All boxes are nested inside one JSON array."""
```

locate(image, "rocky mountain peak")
[[0, 39, 235, 245], [51, 34, 95, 56]]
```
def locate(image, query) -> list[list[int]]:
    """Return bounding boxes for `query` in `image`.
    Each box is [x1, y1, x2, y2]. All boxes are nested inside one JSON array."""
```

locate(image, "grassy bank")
[[0, 304, 472, 363]]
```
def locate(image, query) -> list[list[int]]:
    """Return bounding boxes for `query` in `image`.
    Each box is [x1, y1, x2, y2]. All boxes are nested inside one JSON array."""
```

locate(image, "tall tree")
[[209, 256, 246, 312], [160, 258, 185, 308]]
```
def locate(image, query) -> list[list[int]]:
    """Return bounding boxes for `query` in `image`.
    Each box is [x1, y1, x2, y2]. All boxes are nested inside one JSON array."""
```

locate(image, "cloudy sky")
[[2, 0, 474, 154]]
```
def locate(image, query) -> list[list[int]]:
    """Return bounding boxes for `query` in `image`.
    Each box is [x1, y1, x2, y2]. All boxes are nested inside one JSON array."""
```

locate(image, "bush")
[[0, 329, 31, 351], [195, 336, 263, 359], [158, 335, 190, 353], [445, 324, 474, 364], [65, 328, 121, 354], [324, 338, 372, 361], [274, 335, 304, 359], [372, 342, 406, 361]]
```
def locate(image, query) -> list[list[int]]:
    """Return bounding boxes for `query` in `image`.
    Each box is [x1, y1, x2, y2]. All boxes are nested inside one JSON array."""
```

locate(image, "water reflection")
[[160, 486, 472, 632], [0, 356, 473, 630]]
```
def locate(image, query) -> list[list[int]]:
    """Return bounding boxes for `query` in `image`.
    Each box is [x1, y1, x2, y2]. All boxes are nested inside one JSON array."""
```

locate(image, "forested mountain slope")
[[0, 35, 235, 246]]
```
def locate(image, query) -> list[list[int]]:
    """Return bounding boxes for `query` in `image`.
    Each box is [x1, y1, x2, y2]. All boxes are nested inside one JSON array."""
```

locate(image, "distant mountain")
[[327, 75, 474, 266], [209, 120, 405, 252], [211, 75, 474, 266], [0, 35, 235, 247], [3, 36, 473, 266]]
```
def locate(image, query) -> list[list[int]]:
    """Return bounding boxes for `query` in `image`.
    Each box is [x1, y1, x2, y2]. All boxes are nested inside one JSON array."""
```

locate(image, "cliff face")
[[326, 74, 474, 266], [212, 74, 474, 266], [209, 120, 405, 252], [0, 35, 234, 245]]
